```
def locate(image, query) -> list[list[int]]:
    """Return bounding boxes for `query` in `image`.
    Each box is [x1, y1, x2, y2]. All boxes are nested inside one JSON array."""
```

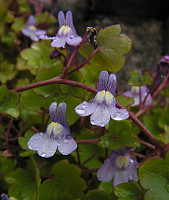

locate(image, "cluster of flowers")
[[21, 10, 153, 187]]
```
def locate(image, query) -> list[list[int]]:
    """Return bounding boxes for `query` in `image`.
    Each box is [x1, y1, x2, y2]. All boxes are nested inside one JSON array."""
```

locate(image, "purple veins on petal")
[[97, 147, 138, 187], [58, 136, 77, 155], [75, 70, 129, 127], [75, 101, 96, 116], [39, 10, 82, 47], [27, 102, 77, 158]]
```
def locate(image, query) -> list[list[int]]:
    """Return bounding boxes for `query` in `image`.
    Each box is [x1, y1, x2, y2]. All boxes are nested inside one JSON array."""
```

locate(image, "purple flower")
[[39, 10, 82, 47], [27, 102, 77, 158], [97, 147, 138, 187], [21, 15, 46, 42], [123, 86, 152, 107], [1, 194, 10, 200], [75, 71, 129, 127]]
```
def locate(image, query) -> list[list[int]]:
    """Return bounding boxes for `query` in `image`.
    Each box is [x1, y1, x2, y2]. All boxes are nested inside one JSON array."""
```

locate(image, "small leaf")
[[39, 179, 61, 200], [5, 168, 36, 200], [0, 61, 17, 83], [18, 130, 36, 157], [52, 160, 87, 199], [100, 120, 140, 149], [129, 70, 153, 86], [0, 85, 20, 118], [160, 125, 169, 144], [116, 96, 134, 107], [11, 17, 25, 32], [79, 25, 132, 72], [84, 190, 116, 200], [114, 182, 144, 200]]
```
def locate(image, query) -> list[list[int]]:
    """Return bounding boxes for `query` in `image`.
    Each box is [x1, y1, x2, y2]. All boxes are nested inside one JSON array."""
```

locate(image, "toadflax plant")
[[0, 1, 169, 200]]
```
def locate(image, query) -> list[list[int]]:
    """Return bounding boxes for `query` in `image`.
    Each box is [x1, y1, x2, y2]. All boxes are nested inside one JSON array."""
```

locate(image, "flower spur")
[[27, 102, 77, 158], [39, 10, 82, 47], [75, 71, 129, 127]]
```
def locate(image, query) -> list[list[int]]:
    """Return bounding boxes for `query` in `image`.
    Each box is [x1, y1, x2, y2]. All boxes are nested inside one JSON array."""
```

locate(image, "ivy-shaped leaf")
[[52, 160, 87, 199], [160, 125, 169, 144], [100, 120, 140, 149], [0, 85, 20, 118], [79, 25, 132, 72]]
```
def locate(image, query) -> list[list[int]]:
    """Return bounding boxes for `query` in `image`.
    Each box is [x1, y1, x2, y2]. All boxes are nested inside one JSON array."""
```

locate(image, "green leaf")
[[34, 61, 62, 98], [98, 182, 114, 193], [0, 85, 20, 118], [100, 120, 140, 149], [129, 71, 153, 86], [18, 130, 36, 157], [11, 17, 25, 32], [57, 193, 74, 200], [5, 168, 36, 200], [114, 182, 144, 200], [0, 61, 17, 83], [1, 31, 16, 45], [116, 96, 134, 107], [52, 160, 87, 198], [0, 152, 15, 176], [84, 190, 116, 200], [139, 157, 169, 200], [36, 12, 57, 24], [39, 179, 61, 200], [79, 25, 132, 72], [19, 42, 54, 74], [20, 89, 52, 111], [143, 111, 163, 140], [160, 125, 169, 144], [158, 107, 169, 129]]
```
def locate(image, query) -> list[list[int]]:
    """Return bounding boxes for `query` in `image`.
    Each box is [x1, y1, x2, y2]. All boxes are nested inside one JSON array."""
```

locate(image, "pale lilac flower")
[[123, 86, 152, 107], [21, 15, 46, 42], [75, 71, 129, 127], [27, 102, 77, 158], [97, 147, 138, 187], [39, 10, 82, 47], [1, 194, 15, 200]]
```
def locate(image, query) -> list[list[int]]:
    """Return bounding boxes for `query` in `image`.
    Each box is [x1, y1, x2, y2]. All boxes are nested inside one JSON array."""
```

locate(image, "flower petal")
[[123, 91, 133, 98], [109, 107, 129, 121], [97, 157, 116, 182], [28, 132, 58, 158], [107, 73, 116, 95], [30, 34, 39, 42], [27, 15, 36, 26], [66, 10, 76, 34], [90, 106, 110, 127], [75, 101, 96, 116], [58, 136, 77, 155], [58, 11, 66, 27], [21, 28, 31, 37], [35, 30, 47, 36], [51, 37, 66, 47], [49, 102, 57, 122], [144, 94, 153, 106], [126, 165, 138, 182], [133, 95, 140, 106], [56, 103, 70, 132], [66, 35, 82, 46], [39, 34, 57, 40], [114, 170, 129, 186], [98, 71, 109, 92]]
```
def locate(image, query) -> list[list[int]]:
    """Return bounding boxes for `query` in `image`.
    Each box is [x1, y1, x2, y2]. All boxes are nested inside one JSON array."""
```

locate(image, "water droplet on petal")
[[76, 107, 85, 115], [105, 158, 111, 163], [39, 133, 43, 136], [41, 152, 47, 157], [91, 120, 96, 125], [64, 139, 69, 144], [100, 123, 104, 127]]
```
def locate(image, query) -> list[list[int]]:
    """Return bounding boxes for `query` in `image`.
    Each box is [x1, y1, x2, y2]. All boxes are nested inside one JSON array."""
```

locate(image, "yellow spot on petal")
[[115, 155, 130, 169], [29, 25, 37, 31], [58, 25, 71, 36], [131, 86, 139, 94], [105, 91, 114, 105], [95, 90, 105, 103], [46, 122, 63, 137]]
